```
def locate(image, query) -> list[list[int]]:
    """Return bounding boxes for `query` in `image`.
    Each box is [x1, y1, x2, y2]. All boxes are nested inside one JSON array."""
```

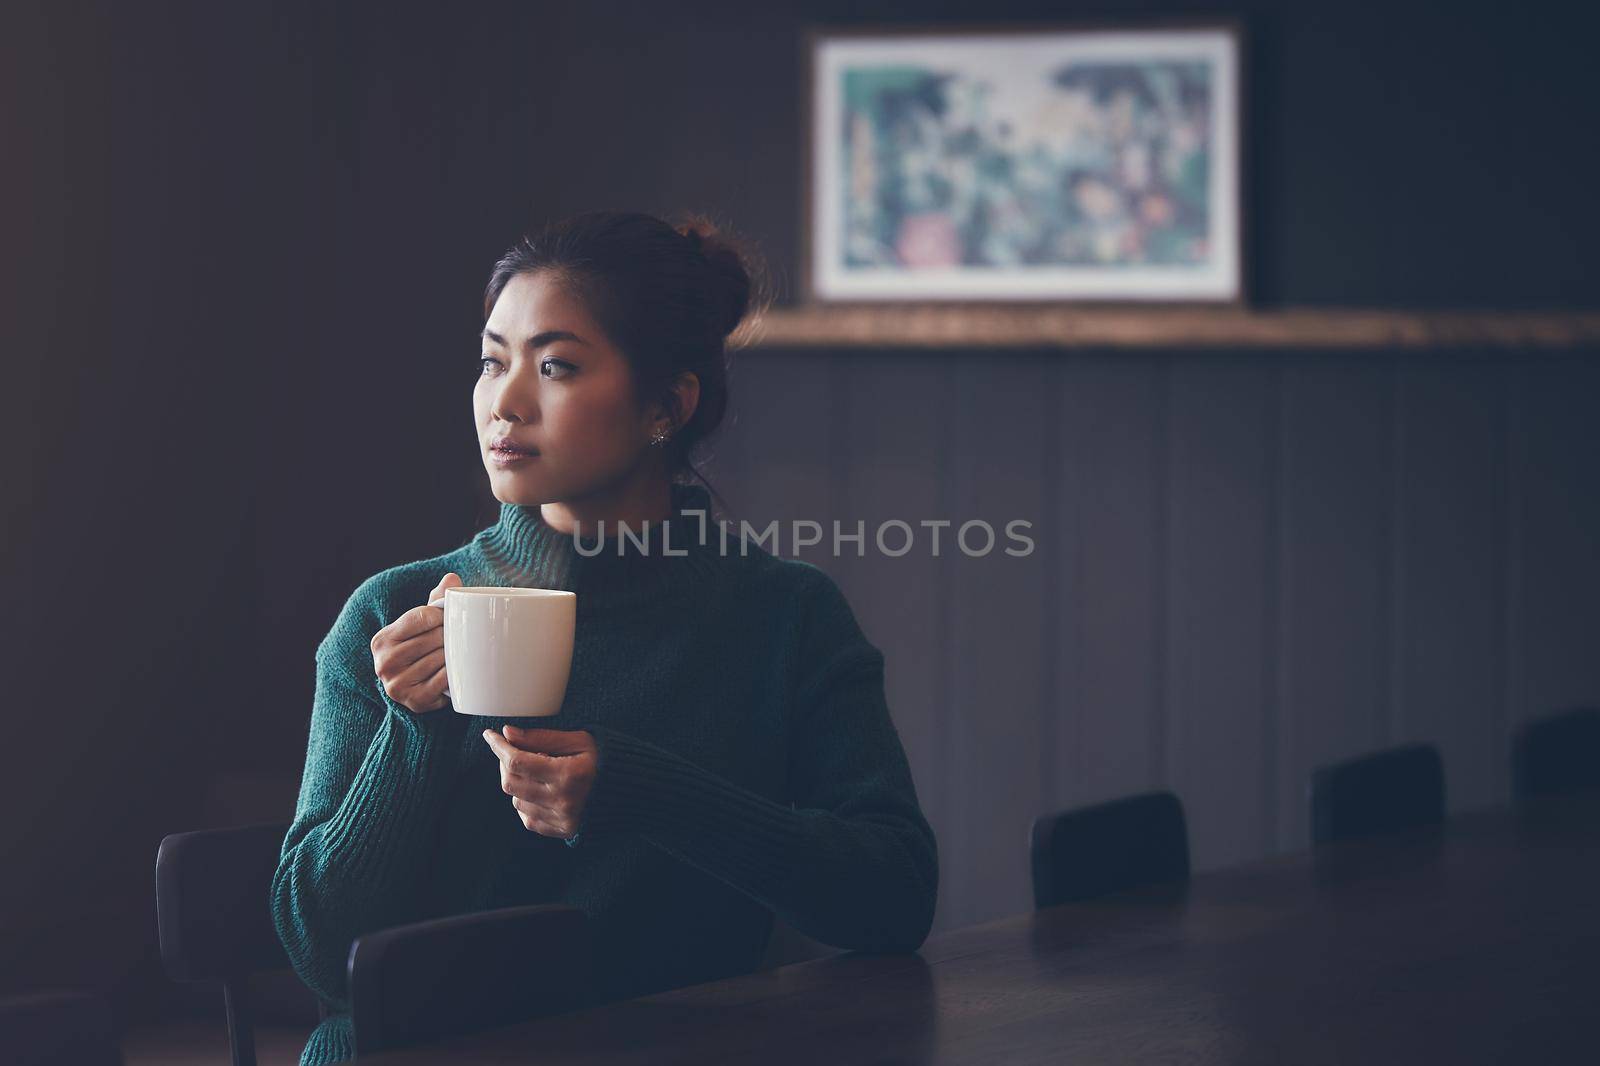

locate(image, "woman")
[[271, 210, 939, 1065]]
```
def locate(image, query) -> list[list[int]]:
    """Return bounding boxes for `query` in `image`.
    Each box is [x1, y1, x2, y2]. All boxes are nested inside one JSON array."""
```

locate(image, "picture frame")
[[801, 19, 1248, 306]]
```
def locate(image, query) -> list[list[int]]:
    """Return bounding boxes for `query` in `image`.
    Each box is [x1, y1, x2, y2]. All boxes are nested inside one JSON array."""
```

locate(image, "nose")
[[487, 362, 541, 428]]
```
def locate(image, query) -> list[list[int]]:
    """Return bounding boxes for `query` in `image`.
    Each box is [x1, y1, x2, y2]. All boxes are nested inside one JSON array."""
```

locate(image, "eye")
[[477, 355, 573, 379]]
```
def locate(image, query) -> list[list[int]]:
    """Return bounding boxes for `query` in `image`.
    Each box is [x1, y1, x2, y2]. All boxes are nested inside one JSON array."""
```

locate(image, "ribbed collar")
[[471, 481, 728, 613]]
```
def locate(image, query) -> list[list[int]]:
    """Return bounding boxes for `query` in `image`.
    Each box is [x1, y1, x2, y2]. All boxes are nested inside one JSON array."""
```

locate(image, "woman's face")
[[474, 270, 662, 507]]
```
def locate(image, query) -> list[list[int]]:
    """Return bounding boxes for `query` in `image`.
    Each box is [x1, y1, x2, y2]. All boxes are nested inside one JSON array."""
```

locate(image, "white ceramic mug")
[[435, 586, 576, 717]]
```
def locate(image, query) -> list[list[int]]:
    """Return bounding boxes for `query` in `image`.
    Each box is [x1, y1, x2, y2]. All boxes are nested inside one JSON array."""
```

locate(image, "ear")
[[640, 372, 701, 447], [657, 371, 699, 432]]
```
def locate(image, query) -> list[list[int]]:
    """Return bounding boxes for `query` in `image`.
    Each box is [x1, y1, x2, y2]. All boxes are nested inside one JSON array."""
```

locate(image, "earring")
[[649, 427, 672, 447]]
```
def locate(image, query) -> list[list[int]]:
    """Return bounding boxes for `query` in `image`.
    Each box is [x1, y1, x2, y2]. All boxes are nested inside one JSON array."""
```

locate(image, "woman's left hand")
[[481, 725, 598, 839]]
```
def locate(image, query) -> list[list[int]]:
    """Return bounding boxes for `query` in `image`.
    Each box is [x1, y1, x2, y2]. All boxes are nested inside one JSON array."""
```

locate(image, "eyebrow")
[[481, 328, 588, 350]]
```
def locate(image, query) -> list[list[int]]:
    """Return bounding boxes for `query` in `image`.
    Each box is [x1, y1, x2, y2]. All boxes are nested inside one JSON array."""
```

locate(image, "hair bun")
[[674, 216, 765, 340]]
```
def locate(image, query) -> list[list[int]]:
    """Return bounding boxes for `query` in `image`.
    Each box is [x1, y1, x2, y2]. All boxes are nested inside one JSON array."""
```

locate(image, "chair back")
[[1512, 708, 1600, 800], [1309, 743, 1445, 846], [0, 989, 122, 1066], [155, 822, 294, 1066], [349, 903, 594, 1056], [1029, 791, 1190, 908]]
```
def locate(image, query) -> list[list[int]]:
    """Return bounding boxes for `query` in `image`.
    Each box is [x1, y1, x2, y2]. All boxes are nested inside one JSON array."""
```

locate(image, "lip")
[[488, 445, 539, 465]]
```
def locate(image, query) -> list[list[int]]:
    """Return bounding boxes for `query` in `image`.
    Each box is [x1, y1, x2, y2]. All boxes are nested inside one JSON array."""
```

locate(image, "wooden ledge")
[[731, 305, 1600, 350]]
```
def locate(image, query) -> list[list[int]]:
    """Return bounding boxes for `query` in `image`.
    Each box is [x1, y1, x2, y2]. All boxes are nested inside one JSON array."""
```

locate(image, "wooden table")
[[363, 796, 1599, 1064]]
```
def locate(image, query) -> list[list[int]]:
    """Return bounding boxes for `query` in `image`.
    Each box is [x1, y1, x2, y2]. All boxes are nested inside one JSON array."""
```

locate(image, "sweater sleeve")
[[578, 567, 939, 954], [270, 579, 461, 1009]]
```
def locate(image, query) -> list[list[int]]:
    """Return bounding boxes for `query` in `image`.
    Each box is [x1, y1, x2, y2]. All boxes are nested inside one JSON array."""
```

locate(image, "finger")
[[483, 730, 560, 777], [512, 800, 567, 837], [379, 627, 444, 678], [386, 625, 445, 666], [427, 571, 464, 607], [517, 754, 565, 792], [384, 646, 444, 694], [502, 771, 548, 802], [407, 651, 449, 699], [489, 743, 544, 800], [492, 726, 582, 768], [512, 795, 560, 819], [482, 727, 517, 765], [515, 808, 556, 836], [501, 725, 592, 756], [513, 797, 571, 836], [374, 603, 445, 648]]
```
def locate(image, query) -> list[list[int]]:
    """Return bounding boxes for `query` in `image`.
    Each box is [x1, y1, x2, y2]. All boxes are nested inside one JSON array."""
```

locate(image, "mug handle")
[[428, 597, 452, 700]]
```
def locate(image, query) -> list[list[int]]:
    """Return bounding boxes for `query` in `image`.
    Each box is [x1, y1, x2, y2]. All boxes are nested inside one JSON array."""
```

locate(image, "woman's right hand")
[[371, 571, 462, 714]]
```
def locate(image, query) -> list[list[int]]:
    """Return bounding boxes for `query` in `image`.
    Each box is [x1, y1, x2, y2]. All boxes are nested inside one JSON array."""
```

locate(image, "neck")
[[473, 480, 726, 613], [538, 469, 674, 540]]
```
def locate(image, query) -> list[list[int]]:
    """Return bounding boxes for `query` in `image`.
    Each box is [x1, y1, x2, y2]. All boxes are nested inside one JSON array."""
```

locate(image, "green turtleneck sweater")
[[271, 482, 939, 1065]]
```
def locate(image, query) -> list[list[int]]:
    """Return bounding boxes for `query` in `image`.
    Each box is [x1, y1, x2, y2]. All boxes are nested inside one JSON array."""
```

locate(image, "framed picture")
[[802, 20, 1247, 305]]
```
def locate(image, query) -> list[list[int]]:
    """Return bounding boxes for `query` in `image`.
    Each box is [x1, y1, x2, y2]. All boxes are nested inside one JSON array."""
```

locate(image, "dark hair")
[[483, 210, 770, 511]]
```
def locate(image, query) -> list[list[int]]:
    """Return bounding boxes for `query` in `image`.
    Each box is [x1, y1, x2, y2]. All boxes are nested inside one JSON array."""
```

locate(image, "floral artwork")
[[808, 26, 1244, 302]]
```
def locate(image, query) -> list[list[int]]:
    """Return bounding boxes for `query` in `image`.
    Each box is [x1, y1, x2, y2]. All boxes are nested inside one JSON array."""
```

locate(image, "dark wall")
[[713, 345, 1600, 934], [3, 0, 1597, 1026]]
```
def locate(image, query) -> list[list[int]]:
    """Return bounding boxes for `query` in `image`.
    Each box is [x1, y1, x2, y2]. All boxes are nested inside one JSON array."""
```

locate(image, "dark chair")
[[1029, 791, 1190, 908], [0, 989, 122, 1066], [1309, 743, 1445, 846], [156, 822, 325, 1066], [348, 903, 594, 1056], [1512, 708, 1600, 800]]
